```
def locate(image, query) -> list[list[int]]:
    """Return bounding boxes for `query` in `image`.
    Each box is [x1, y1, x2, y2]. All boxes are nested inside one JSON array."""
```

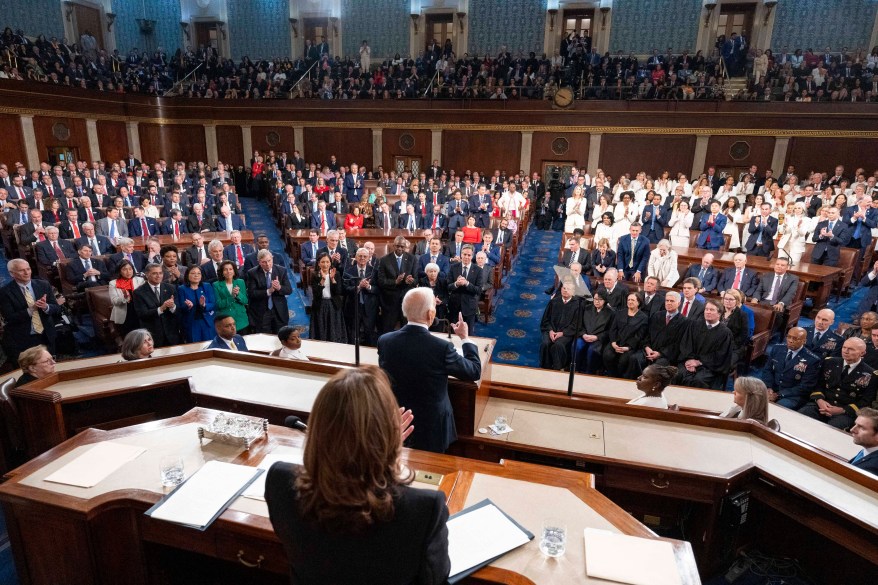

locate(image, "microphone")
[[284, 416, 308, 431]]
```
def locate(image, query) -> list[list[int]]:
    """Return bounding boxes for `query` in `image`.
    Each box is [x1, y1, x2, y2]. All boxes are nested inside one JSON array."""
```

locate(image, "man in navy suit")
[[447, 246, 483, 332], [245, 250, 293, 334], [378, 288, 482, 453], [418, 237, 451, 279], [696, 200, 726, 250], [469, 184, 493, 228], [616, 223, 650, 282], [745, 203, 778, 257], [445, 190, 468, 239], [65, 244, 110, 291], [206, 314, 249, 351], [376, 236, 417, 332], [223, 231, 256, 268], [850, 408, 878, 475], [159, 210, 189, 236], [760, 328, 823, 410], [216, 206, 245, 232], [342, 163, 364, 202], [0, 259, 61, 361], [397, 204, 423, 231], [309, 201, 336, 231], [342, 248, 380, 346], [640, 192, 667, 244], [683, 255, 718, 294], [374, 202, 399, 230], [300, 229, 322, 267], [857, 259, 878, 317], [811, 206, 851, 266], [717, 253, 759, 298], [35, 227, 76, 268], [128, 208, 158, 237], [842, 195, 878, 261], [425, 204, 447, 232]]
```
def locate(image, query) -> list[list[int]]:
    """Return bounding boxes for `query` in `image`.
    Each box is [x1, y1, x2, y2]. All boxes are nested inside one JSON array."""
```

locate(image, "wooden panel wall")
[[95, 120, 129, 164], [441, 131, 522, 176], [704, 136, 776, 174], [381, 129, 431, 173], [216, 125, 244, 167], [32, 116, 88, 163], [531, 132, 590, 176], [786, 138, 878, 178], [250, 126, 295, 157], [302, 127, 372, 170], [0, 113, 24, 167], [598, 135, 697, 180], [138, 124, 207, 163]]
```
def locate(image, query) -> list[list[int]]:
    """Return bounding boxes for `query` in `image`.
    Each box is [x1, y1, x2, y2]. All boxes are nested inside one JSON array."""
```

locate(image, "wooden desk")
[[0, 408, 699, 585], [286, 227, 423, 263]]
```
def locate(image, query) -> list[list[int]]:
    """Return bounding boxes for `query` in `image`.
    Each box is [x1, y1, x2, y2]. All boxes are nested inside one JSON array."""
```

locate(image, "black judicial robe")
[[677, 320, 733, 386], [539, 295, 581, 370]]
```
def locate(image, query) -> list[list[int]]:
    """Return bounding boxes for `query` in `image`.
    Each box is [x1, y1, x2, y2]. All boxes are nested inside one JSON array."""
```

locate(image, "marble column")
[[586, 133, 602, 176], [431, 129, 442, 165], [85, 118, 101, 162], [519, 131, 533, 175], [204, 124, 218, 165], [770, 137, 790, 176], [691, 135, 710, 178], [372, 128, 382, 170], [125, 121, 141, 160], [20, 115, 39, 171]]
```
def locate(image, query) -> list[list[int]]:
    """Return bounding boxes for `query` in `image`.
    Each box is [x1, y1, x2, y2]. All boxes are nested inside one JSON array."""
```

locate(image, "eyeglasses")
[[35, 357, 55, 366]]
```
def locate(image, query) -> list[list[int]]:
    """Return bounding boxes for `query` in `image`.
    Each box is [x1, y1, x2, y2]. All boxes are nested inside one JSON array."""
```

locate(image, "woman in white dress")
[[635, 179, 654, 206], [612, 177, 631, 201], [721, 197, 744, 250], [613, 191, 639, 239], [735, 174, 755, 199], [564, 186, 587, 232], [715, 176, 738, 205], [594, 212, 618, 251], [647, 240, 680, 287], [654, 171, 672, 197], [757, 177, 775, 196], [742, 194, 765, 225], [668, 200, 694, 248], [359, 41, 371, 72], [806, 205, 828, 241], [671, 174, 693, 197], [627, 364, 678, 409], [591, 194, 614, 228], [776, 202, 810, 265]]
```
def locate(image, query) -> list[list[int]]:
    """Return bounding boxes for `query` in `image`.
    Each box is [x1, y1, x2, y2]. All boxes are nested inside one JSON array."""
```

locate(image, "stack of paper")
[[147, 461, 262, 530], [447, 500, 533, 584], [242, 447, 304, 501], [584, 528, 682, 585], [45, 442, 146, 488]]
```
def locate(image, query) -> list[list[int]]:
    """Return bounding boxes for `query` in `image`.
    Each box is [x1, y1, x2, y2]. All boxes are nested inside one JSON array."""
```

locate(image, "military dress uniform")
[[760, 344, 822, 410], [798, 357, 878, 429], [803, 326, 843, 358]]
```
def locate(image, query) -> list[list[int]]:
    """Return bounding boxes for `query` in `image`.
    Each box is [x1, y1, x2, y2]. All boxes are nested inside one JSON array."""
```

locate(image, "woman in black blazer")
[[309, 252, 347, 342], [265, 367, 450, 585], [591, 238, 617, 278], [285, 204, 309, 229], [575, 290, 615, 374], [720, 289, 750, 372], [602, 292, 648, 377], [418, 263, 449, 331]]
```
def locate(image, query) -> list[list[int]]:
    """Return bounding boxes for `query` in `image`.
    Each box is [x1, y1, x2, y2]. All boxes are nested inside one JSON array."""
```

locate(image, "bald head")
[[401, 287, 436, 325], [814, 308, 835, 332]]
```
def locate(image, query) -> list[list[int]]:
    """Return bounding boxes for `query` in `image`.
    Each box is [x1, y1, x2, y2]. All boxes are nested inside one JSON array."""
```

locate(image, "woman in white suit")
[[647, 240, 680, 287], [613, 191, 640, 237], [564, 186, 587, 232], [109, 259, 146, 336], [776, 202, 810, 265], [668, 200, 694, 248]]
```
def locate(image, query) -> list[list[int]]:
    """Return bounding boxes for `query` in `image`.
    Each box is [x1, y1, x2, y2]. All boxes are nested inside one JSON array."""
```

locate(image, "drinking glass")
[[494, 415, 509, 433], [539, 518, 567, 557], [159, 455, 185, 488]]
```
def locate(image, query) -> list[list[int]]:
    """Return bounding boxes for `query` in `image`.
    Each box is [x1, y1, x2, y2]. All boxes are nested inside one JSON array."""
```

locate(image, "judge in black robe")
[[625, 301, 688, 379], [539, 284, 581, 370], [575, 291, 615, 374], [675, 302, 734, 389], [602, 292, 648, 377]]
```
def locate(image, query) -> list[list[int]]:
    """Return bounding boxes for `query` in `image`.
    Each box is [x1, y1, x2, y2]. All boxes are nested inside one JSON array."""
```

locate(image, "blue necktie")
[[854, 218, 862, 239], [266, 272, 273, 309], [397, 256, 402, 272], [650, 207, 656, 231], [851, 450, 866, 464]]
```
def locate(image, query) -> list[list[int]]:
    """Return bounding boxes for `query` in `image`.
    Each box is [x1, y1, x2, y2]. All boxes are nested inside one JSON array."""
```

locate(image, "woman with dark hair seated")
[[270, 326, 309, 360], [602, 292, 648, 377], [627, 364, 679, 409], [575, 290, 615, 374], [265, 366, 448, 585]]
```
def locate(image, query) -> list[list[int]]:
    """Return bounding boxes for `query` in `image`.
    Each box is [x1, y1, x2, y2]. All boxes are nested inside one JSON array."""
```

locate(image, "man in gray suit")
[[95, 207, 128, 240], [752, 257, 799, 313]]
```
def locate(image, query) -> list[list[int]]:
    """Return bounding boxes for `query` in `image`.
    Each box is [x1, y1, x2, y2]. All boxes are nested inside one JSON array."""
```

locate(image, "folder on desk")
[[146, 461, 263, 531], [447, 499, 533, 584], [584, 527, 682, 585], [44, 442, 146, 488]]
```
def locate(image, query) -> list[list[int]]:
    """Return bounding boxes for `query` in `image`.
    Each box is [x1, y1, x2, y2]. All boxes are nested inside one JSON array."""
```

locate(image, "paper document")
[[148, 461, 262, 529], [242, 447, 304, 501], [584, 528, 682, 585], [447, 501, 531, 579], [45, 442, 146, 488]]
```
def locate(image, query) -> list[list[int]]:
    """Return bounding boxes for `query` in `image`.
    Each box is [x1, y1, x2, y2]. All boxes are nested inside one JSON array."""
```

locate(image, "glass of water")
[[159, 455, 185, 488], [539, 518, 567, 558], [494, 415, 509, 433]]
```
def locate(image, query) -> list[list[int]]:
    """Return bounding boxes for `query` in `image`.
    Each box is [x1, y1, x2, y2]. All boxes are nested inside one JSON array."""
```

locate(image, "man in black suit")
[[245, 250, 292, 334], [376, 236, 417, 333], [443, 230, 466, 264], [596, 268, 629, 311], [717, 253, 759, 298], [74, 223, 114, 256], [804, 308, 843, 358], [683, 254, 719, 294], [641, 277, 667, 317], [752, 258, 799, 312], [445, 191, 468, 239], [342, 247, 379, 346], [492, 217, 513, 248], [223, 231, 256, 268], [745, 203, 778, 257], [626, 291, 687, 378], [18, 209, 49, 245], [374, 202, 398, 230], [811, 206, 851, 266], [849, 408, 878, 475], [35, 226, 76, 269], [242, 235, 272, 274], [187, 203, 213, 234], [318, 230, 349, 269], [795, 185, 821, 218], [0, 259, 61, 361], [447, 246, 482, 332], [132, 263, 181, 347], [397, 204, 423, 231], [680, 278, 705, 321], [107, 238, 147, 275], [65, 244, 110, 291], [378, 288, 481, 453]]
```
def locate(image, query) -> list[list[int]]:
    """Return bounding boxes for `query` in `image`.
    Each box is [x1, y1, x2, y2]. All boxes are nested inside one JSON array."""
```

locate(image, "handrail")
[[718, 56, 730, 81], [423, 68, 441, 98], [290, 59, 319, 97], [164, 61, 203, 97]]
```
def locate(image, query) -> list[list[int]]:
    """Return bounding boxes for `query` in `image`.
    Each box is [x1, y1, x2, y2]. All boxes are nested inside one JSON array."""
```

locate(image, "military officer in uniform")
[[798, 337, 878, 429], [803, 308, 843, 358], [760, 327, 822, 410]]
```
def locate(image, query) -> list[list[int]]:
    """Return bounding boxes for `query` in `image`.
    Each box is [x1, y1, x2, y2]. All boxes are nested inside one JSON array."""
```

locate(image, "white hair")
[[402, 287, 435, 322]]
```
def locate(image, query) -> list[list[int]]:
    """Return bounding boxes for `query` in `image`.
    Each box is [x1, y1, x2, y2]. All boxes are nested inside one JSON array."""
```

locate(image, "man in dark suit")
[[626, 291, 687, 378], [424, 205, 447, 233], [696, 199, 726, 251], [760, 327, 823, 410], [842, 198, 878, 261], [342, 247, 379, 346], [717, 253, 759, 298], [752, 258, 799, 312], [74, 223, 114, 256], [159, 210, 188, 236], [445, 191, 468, 239], [206, 314, 249, 351], [469, 185, 493, 228], [216, 207, 245, 232], [35, 226, 76, 268], [795, 185, 821, 218], [447, 246, 482, 332], [596, 269, 629, 311], [683, 255, 719, 294], [856, 259, 878, 317], [492, 218, 513, 248], [187, 203, 213, 233], [374, 202, 398, 230], [616, 223, 650, 282], [242, 235, 272, 274], [132, 263, 181, 347], [443, 230, 466, 263], [418, 237, 451, 279], [811, 206, 851, 266], [309, 201, 336, 231], [245, 250, 292, 334], [57, 208, 83, 239], [342, 163, 364, 202], [0, 259, 61, 361], [18, 209, 49, 245], [675, 300, 734, 390], [128, 208, 159, 237], [798, 337, 878, 429], [106, 238, 148, 275], [376, 236, 417, 333], [641, 277, 667, 318], [745, 203, 778, 257], [223, 231, 256, 268], [547, 237, 590, 294], [680, 278, 705, 321], [377, 288, 481, 453], [65, 244, 110, 291], [640, 193, 667, 244], [849, 408, 878, 475], [300, 230, 322, 268], [804, 308, 844, 358], [397, 204, 423, 231]]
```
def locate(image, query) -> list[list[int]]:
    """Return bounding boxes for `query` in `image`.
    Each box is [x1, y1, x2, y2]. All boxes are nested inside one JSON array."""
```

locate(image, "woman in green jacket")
[[212, 260, 250, 333]]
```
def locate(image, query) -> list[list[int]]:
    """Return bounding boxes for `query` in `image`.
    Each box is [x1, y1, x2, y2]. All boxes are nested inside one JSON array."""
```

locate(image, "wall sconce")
[[763, 0, 778, 26], [179, 21, 189, 41], [217, 22, 226, 40], [547, 9, 558, 32], [106, 13, 116, 32], [703, 2, 717, 28], [330, 17, 338, 37], [63, 1, 75, 22], [456, 12, 465, 32], [600, 6, 610, 30], [410, 13, 419, 34], [289, 18, 298, 38]]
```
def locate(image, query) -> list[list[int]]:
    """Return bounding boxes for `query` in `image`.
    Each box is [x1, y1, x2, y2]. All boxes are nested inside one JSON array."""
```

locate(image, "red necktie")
[[236, 246, 244, 266], [67, 198, 73, 208], [47, 186, 53, 197], [174, 221, 180, 237], [71, 223, 80, 238], [54, 241, 65, 259], [87, 209, 94, 222], [732, 270, 742, 288], [682, 301, 690, 316], [432, 216, 437, 229], [141, 218, 149, 235], [17, 187, 23, 198], [37, 228, 45, 242]]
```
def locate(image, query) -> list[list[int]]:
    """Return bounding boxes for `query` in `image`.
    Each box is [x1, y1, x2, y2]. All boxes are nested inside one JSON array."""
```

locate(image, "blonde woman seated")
[[647, 239, 680, 287], [720, 376, 769, 424], [628, 364, 679, 409]]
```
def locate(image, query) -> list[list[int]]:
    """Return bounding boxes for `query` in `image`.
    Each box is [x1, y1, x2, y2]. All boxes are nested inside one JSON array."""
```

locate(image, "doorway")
[[303, 18, 330, 54], [194, 21, 221, 52], [717, 3, 755, 42], [562, 9, 593, 39], [424, 13, 454, 54], [542, 161, 576, 188], [394, 156, 422, 177], [46, 146, 81, 168], [72, 2, 104, 50]]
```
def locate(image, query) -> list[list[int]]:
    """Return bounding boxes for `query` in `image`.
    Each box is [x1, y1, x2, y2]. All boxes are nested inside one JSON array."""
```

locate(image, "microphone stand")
[[567, 295, 587, 397]]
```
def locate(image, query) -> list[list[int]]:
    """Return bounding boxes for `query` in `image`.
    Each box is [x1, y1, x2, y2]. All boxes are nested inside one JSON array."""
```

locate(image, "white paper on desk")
[[149, 461, 261, 528], [242, 447, 304, 501], [447, 503, 531, 577], [44, 442, 146, 488], [584, 528, 682, 585]]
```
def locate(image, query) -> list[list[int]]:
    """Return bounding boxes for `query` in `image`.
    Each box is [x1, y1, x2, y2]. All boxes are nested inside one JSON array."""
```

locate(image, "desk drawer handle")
[[650, 476, 670, 489], [237, 550, 264, 569]]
